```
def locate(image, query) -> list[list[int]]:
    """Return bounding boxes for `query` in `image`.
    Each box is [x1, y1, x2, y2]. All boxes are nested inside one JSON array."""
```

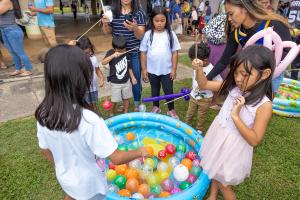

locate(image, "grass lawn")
[[0, 79, 299, 199], [179, 54, 192, 67]]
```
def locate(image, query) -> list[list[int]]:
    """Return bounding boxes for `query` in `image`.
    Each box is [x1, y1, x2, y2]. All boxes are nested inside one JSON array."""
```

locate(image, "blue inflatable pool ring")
[[273, 78, 300, 118], [104, 112, 211, 200]]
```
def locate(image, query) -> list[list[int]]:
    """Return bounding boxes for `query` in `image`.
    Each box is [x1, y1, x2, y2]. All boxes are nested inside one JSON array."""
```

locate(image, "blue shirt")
[[172, 4, 182, 20], [34, 0, 55, 27], [110, 10, 146, 53]]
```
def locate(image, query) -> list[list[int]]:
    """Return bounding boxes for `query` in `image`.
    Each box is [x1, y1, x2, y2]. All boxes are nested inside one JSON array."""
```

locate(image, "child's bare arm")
[[102, 52, 122, 65], [40, 148, 55, 166], [231, 97, 272, 147], [170, 51, 178, 80], [140, 51, 148, 83], [129, 68, 137, 85], [109, 147, 148, 165], [192, 59, 222, 91], [95, 67, 105, 87]]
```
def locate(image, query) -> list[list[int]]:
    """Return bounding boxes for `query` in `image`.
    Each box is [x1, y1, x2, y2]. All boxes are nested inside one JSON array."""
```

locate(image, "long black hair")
[[148, 6, 174, 49], [219, 45, 274, 105], [11, 0, 22, 19], [112, 0, 142, 18], [35, 45, 93, 133]]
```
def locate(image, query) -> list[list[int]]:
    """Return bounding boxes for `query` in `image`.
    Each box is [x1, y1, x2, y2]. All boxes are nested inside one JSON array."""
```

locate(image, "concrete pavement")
[[0, 51, 194, 122]]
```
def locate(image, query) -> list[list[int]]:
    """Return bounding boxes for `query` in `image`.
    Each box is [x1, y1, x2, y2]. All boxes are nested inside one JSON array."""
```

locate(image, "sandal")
[[10, 70, 22, 76], [151, 106, 161, 114], [117, 105, 124, 113], [19, 71, 33, 77]]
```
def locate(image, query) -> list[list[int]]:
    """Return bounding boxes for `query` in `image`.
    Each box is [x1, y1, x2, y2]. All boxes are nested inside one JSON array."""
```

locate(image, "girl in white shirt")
[[35, 45, 148, 200], [140, 6, 181, 119]]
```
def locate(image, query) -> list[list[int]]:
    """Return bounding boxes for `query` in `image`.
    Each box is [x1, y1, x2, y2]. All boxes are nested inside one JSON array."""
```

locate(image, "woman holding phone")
[[102, 0, 146, 111]]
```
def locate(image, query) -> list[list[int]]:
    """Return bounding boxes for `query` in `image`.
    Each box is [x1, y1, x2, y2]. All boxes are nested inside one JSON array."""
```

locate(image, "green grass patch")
[[0, 79, 299, 199], [179, 54, 192, 67]]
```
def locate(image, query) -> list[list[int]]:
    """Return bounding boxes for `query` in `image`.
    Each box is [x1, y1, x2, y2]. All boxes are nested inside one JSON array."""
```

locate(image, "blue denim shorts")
[[272, 73, 284, 93], [86, 91, 98, 104]]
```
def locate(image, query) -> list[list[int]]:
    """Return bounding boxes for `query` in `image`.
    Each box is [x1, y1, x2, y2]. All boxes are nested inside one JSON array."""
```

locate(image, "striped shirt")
[[110, 10, 146, 54]]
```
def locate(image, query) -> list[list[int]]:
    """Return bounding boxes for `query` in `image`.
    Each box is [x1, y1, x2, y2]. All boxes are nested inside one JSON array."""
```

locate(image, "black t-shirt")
[[207, 20, 292, 80], [105, 49, 132, 84]]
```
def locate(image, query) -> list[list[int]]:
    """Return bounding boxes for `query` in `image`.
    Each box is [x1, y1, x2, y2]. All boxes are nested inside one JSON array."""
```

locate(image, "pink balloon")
[[161, 179, 174, 192], [170, 188, 182, 194], [273, 42, 299, 78], [263, 29, 273, 50]]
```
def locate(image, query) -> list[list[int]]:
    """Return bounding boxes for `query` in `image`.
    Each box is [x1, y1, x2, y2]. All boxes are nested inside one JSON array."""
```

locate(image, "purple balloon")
[[170, 187, 181, 194], [161, 179, 174, 192], [186, 174, 197, 184], [192, 159, 201, 167]]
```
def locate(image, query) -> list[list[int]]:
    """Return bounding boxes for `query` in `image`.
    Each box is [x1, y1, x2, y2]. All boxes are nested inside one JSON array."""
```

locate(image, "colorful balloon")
[[146, 173, 159, 186], [131, 193, 144, 199], [157, 171, 169, 182], [115, 164, 127, 175], [126, 178, 139, 193], [165, 144, 176, 155], [144, 158, 156, 169], [125, 168, 139, 179], [161, 178, 174, 192], [170, 187, 181, 194], [129, 159, 142, 170], [107, 184, 119, 193], [186, 174, 197, 184], [192, 159, 201, 167], [181, 158, 193, 170], [176, 144, 186, 153], [168, 156, 180, 168], [118, 189, 131, 197], [157, 162, 169, 172], [106, 169, 117, 182], [150, 185, 162, 195], [190, 166, 202, 177], [138, 183, 150, 198], [159, 191, 170, 197], [158, 150, 167, 159], [179, 181, 191, 190], [102, 100, 113, 111], [114, 175, 126, 189], [185, 150, 197, 161], [173, 164, 189, 182]]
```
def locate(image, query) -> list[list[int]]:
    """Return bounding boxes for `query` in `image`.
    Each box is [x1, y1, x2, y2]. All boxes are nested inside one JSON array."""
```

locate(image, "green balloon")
[[118, 144, 128, 151], [113, 175, 126, 189], [179, 181, 191, 190], [176, 144, 186, 153], [190, 166, 202, 177], [150, 185, 162, 195], [152, 156, 159, 169], [128, 142, 139, 150]]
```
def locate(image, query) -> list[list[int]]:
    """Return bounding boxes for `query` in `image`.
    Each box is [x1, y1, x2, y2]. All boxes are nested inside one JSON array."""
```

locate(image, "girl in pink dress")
[[192, 45, 274, 200]]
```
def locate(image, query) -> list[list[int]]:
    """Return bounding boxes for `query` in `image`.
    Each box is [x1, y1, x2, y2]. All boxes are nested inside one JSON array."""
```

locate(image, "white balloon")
[[129, 159, 142, 170], [157, 162, 169, 172], [173, 164, 189, 182], [131, 193, 144, 199]]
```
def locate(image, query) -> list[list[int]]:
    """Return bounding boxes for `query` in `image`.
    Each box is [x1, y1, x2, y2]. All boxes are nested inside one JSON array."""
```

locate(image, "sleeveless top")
[[234, 19, 271, 47], [216, 87, 270, 135], [0, 10, 16, 28]]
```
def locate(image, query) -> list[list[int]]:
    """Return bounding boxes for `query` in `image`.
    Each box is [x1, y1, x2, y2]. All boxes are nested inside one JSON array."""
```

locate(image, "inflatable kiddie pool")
[[273, 78, 300, 118], [104, 112, 210, 200]]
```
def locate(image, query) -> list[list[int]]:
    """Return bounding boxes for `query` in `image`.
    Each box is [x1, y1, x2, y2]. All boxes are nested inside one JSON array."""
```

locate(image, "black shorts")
[[192, 20, 198, 26], [0, 33, 3, 44]]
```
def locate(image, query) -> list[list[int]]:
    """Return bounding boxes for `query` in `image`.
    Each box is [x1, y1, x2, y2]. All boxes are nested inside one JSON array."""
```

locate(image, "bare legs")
[[208, 179, 237, 200]]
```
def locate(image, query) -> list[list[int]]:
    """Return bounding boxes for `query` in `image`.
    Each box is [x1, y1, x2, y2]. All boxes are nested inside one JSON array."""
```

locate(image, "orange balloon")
[[181, 158, 193, 170], [145, 146, 154, 156], [138, 183, 150, 198], [118, 189, 131, 197], [159, 191, 170, 197], [126, 178, 139, 193], [126, 132, 135, 141], [115, 164, 128, 175], [125, 168, 139, 179]]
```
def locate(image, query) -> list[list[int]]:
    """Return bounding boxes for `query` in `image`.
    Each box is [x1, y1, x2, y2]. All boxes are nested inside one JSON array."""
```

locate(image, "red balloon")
[[108, 162, 115, 170], [158, 150, 167, 159], [185, 151, 197, 161], [165, 144, 176, 155], [102, 100, 113, 111]]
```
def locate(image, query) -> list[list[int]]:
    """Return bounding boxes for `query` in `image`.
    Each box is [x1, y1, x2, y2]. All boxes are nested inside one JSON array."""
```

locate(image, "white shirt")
[[198, 1, 205, 13], [192, 10, 198, 21], [90, 55, 99, 92], [191, 64, 222, 100], [37, 109, 118, 199], [140, 30, 181, 76]]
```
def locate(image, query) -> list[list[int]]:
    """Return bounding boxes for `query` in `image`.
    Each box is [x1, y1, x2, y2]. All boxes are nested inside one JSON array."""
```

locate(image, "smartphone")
[[124, 13, 133, 23]]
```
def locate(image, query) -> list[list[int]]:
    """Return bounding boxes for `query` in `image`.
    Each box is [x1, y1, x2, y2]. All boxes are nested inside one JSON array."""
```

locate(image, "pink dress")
[[200, 87, 270, 186]]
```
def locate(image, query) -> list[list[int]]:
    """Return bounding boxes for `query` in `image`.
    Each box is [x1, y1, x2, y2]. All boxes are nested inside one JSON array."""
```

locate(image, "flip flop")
[[10, 70, 22, 76], [19, 71, 33, 77], [0, 64, 8, 69]]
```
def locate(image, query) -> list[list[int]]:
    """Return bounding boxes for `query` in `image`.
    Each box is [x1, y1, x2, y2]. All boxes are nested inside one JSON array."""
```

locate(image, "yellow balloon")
[[106, 169, 117, 182], [146, 173, 159, 186], [157, 171, 169, 182], [144, 158, 155, 169]]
